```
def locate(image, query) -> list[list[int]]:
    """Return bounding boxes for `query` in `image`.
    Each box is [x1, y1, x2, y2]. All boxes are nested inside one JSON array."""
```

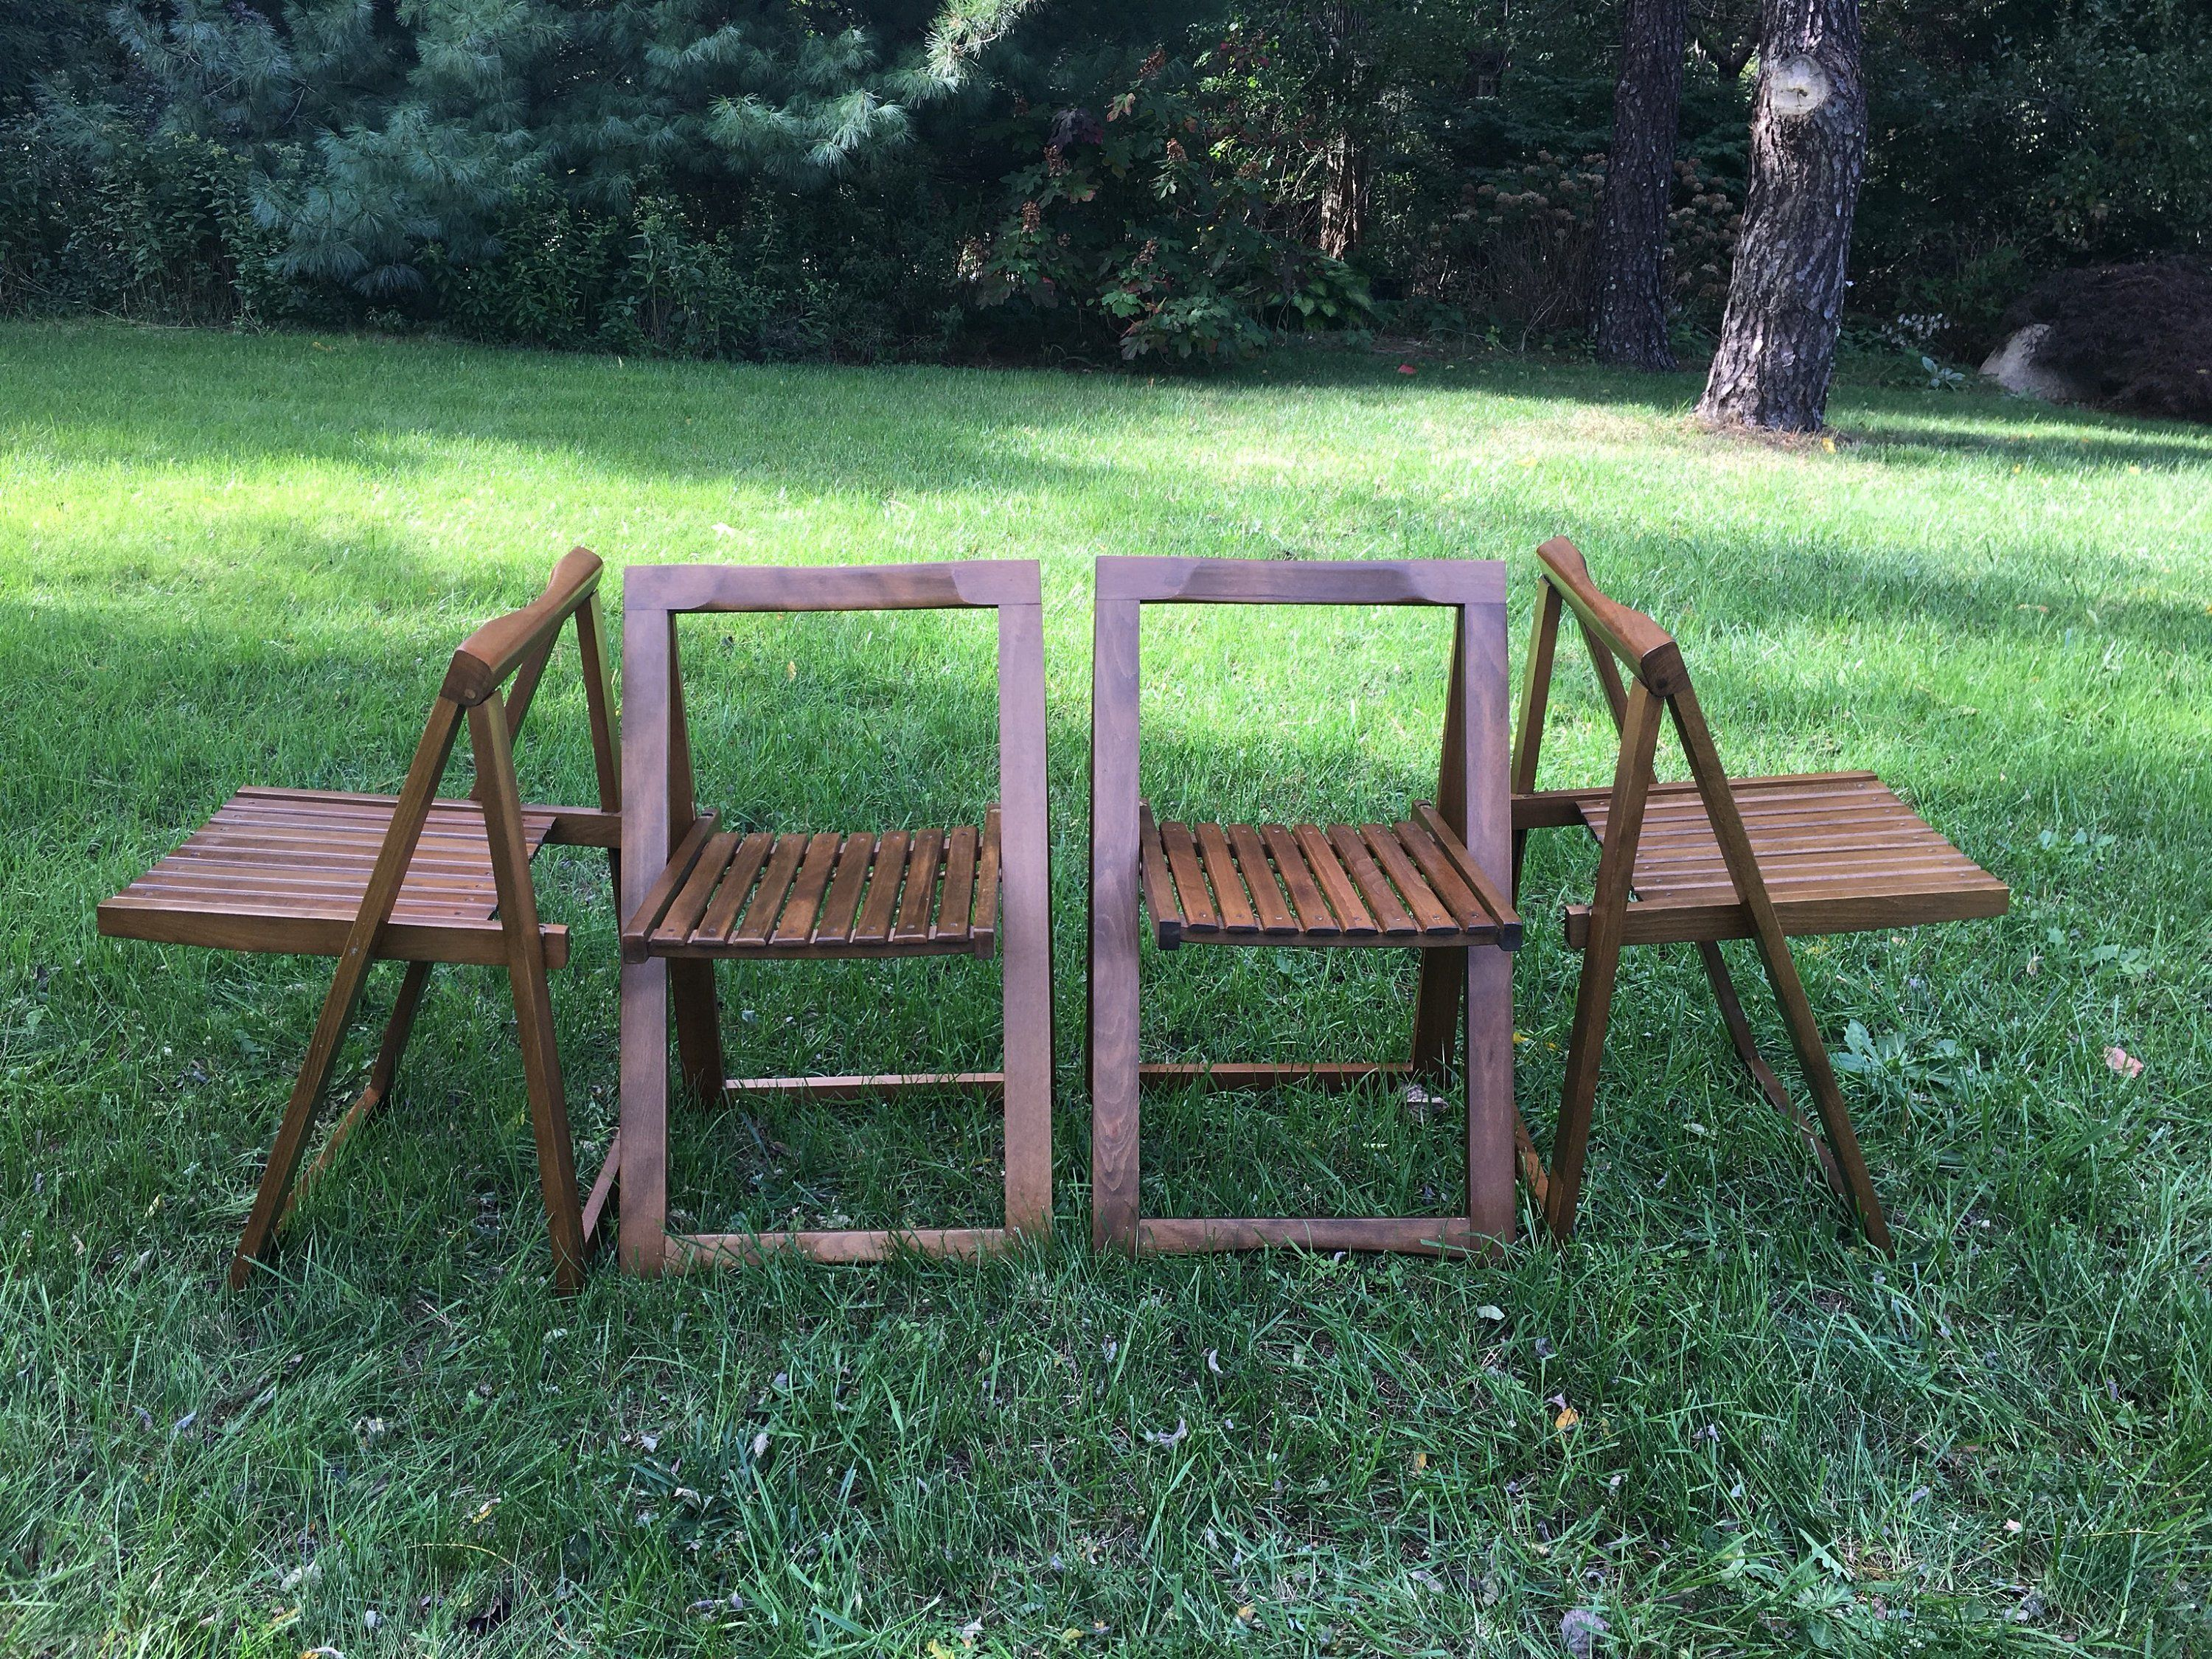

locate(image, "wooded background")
[[2, 0, 2205, 373]]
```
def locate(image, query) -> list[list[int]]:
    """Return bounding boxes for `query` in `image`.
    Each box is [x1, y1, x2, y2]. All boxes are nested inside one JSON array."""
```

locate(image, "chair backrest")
[[1508, 535, 1777, 941], [347, 547, 620, 964], [1091, 554, 1514, 871]]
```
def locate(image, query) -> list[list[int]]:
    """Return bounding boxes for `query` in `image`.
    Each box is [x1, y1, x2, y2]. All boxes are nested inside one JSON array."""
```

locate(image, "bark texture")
[[1318, 129, 1368, 258], [1694, 0, 1866, 431], [1593, 0, 1688, 370]]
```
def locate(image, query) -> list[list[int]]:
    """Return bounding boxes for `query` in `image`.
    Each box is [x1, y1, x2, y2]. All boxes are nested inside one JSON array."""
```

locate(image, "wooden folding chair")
[[1510, 538, 2010, 1251], [97, 548, 622, 1293], [612, 560, 1052, 1273], [1089, 557, 1522, 1256]]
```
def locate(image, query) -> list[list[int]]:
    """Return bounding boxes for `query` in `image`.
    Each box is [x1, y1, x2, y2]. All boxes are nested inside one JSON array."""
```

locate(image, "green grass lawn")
[[2, 320, 2208, 1656]]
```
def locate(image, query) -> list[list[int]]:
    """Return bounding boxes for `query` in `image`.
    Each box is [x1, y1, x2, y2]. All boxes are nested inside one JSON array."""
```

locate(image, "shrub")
[[971, 61, 1372, 362], [1450, 151, 1740, 341], [2005, 258, 2212, 424], [0, 118, 282, 324]]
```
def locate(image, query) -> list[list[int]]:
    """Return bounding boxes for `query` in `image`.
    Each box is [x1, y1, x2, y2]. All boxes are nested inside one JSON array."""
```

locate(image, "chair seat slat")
[[893, 830, 945, 944], [1160, 821, 1220, 931], [695, 832, 775, 945], [1226, 824, 1299, 933], [813, 834, 876, 945], [933, 827, 978, 944], [734, 835, 808, 945], [1294, 824, 1377, 934], [773, 832, 844, 945], [1329, 825, 1419, 935], [1196, 824, 1258, 933], [850, 830, 909, 945]]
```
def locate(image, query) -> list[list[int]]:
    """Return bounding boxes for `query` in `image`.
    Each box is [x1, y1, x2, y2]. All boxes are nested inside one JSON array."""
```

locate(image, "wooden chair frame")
[[1088, 556, 1520, 1256], [613, 560, 1053, 1274], [1510, 537, 1908, 1251], [99, 549, 625, 1293]]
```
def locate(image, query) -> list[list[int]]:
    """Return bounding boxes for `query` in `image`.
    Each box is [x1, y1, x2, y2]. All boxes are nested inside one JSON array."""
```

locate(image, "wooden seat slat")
[[1329, 824, 1419, 935], [695, 832, 775, 944], [734, 834, 808, 946], [1261, 825, 1338, 936], [933, 826, 977, 945], [1389, 818, 1495, 938], [1160, 821, 1220, 932], [1196, 823, 1258, 933], [1137, 806, 1183, 945], [851, 830, 909, 946], [893, 830, 945, 945], [1227, 824, 1299, 934], [118, 884, 495, 925], [654, 832, 740, 949], [156, 863, 522, 900], [970, 810, 1001, 953], [1295, 824, 1377, 934], [1564, 883, 2011, 947], [773, 832, 844, 945], [813, 833, 876, 945]]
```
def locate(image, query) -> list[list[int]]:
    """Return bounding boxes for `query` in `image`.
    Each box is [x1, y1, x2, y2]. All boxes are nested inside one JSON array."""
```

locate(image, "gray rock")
[[1980, 324, 2093, 403]]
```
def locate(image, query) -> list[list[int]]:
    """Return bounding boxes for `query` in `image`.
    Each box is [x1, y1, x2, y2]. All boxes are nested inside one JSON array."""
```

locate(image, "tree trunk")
[[1318, 128, 1368, 259], [1594, 0, 1687, 370], [1694, 0, 1866, 431]]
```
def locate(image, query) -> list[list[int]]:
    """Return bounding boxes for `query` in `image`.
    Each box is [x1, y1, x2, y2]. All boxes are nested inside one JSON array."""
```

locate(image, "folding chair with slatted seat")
[[97, 548, 623, 1292], [1088, 556, 1523, 1257], [611, 560, 1053, 1273], [1509, 537, 2010, 1251]]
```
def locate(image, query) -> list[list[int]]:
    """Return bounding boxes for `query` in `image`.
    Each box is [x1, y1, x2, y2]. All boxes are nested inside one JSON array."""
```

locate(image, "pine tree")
[[91, 0, 1042, 296]]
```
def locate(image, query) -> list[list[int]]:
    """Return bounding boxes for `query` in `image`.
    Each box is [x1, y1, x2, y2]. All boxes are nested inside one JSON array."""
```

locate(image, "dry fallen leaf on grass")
[[1561, 1607, 1609, 1658], [1555, 1407, 1580, 1432]]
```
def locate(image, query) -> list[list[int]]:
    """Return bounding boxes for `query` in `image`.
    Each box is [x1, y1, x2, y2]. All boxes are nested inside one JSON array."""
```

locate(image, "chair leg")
[[1409, 950, 1465, 1088], [1538, 928, 1631, 1243], [230, 946, 393, 1289], [1747, 943, 1894, 1253], [279, 960, 434, 1228], [669, 959, 725, 1106], [503, 939, 587, 1294], [1693, 942, 1849, 1200]]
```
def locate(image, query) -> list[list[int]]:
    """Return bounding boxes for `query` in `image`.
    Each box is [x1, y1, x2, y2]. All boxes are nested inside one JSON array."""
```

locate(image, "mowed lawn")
[[1, 320, 2208, 1656]]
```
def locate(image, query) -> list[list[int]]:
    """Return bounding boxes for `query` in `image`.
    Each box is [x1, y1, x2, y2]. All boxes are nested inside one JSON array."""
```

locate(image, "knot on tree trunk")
[[1764, 55, 1832, 118]]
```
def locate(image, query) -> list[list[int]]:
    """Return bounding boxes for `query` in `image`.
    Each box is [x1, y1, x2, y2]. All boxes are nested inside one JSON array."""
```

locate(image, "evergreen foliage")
[[1, 0, 2207, 363]]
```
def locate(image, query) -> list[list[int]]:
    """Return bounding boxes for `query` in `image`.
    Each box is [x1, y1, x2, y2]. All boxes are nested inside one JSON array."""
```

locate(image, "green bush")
[[0, 120, 281, 324], [972, 61, 1371, 361]]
